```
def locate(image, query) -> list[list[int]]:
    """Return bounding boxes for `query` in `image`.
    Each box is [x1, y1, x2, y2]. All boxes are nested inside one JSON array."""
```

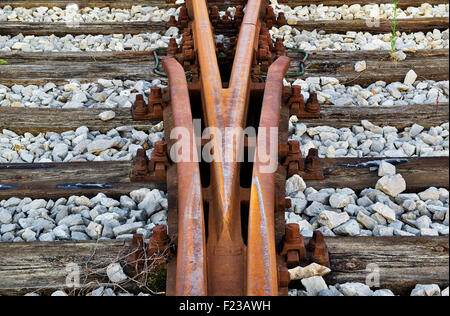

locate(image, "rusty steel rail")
[[163, 57, 208, 296], [140, 0, 326, 296], [186, 0, 268, 296], [246, 56, 291, 296]]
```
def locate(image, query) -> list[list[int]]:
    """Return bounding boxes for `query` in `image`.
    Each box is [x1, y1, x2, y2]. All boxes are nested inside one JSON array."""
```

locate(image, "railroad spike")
[[288, 86, 321, 118], [302, 148, 325, 180], [277, 12, 287, 27], [167, 15, 178, 28], [130, 142, 170, 182], [280, 223, 308, 268], [284, 140, 304, 178], [131, 87, 166, 120], [264, 6, 277, 29], [124, 234, 146, 278], [306, 92, 321, 115], [307, 231, 330, 268], [148, 225, 170, 269], [277, 264, 291, 296]]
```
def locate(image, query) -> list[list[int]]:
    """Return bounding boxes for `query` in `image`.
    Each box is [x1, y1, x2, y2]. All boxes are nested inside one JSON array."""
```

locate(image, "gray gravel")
[[271, 1, 449, 23], [0, 29, 181, 52], [0, 124, 164, 163], [289, 121, 449, 158], [1, 77, 447, 108], [2, 28, 447, 52], [2, 2, 447, 24], [272, 27, 449, 51], [285, 77, 449, 107], [289, 281, 449, 296], [285, 173, 449, 238], [0, 5, 179, 23], [0, 79, 166, 108], [0, 189, 167, 242]]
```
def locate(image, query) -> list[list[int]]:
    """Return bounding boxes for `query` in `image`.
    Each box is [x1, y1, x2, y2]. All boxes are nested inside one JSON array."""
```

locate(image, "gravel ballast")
[[285, 173, 449, 238], [271, 1, 449, 23], [0, 189, 168, 242], [23, 282, 449, 296], [0, 79, 166, 109], [272, 27, 449, 51], [289, 121, 449, 158], [0, 124, 164, 163], [1, 2, 448, 24], [285, 76, 449, 107], [0, 30, 181, 52], [0, 5, 179, 23], [289, 282, 449, 296], [1, 77, 448, 108], [2, 28, 447, 52]]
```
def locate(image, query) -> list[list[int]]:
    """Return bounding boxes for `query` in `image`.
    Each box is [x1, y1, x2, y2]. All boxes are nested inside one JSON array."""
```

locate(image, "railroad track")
[[0, 0, 448, 296]]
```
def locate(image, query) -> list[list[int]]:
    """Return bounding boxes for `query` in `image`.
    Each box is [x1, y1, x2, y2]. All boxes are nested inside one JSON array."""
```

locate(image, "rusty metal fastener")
[[130, 142, 170, 182], [234, 5, 244, 27], [131, 148, 150, 177], [288, 86, 320, 118], [209, 6, 220, 27], [302, 148, 324, 180], [148, 225, 170, 269], [168, 15, 177, 27], [280, 223, 308, 268], [305, 92, 321, 115], [168, 38, 179, 56], [276, 196, 291, 212], [124, 234, 146, 277], [277, 264, 290, 296], [307, 231, 330, 268], [264, 6, 277, 29], [148, 141, 171, 179], [275, 38, 286, 58], [277, 12, 287, 26], [177, 5, 190, 29], [131, 87, 166, 120], [283, 140, 324, 180], [283, 140, 304, 178]]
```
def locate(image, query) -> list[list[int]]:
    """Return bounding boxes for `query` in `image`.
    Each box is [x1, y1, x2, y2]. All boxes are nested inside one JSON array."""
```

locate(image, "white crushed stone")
[[271, 26, 449, 51], [3, 78, 448, 109], [0, 124, 164, 163], [284, 78, 449, 107], [0, 189, 167, 243], [288, 121, 449, 158], [270, 1, 449, 23], [0, 79, 166, 109], [286, 173, 449, 238], [0, 31, 181, 52], [289, 281, 449, 296], [0, 5, 179, 23]]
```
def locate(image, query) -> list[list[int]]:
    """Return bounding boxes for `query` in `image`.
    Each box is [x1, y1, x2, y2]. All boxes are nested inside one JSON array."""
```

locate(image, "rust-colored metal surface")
[[187, 0, 267, 296], [130, 142, 170, 182], [246, 56, 290, 296], [158, 0, 327, 296], [131, 87, 166, 120], [163, 56, 208, 296]]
